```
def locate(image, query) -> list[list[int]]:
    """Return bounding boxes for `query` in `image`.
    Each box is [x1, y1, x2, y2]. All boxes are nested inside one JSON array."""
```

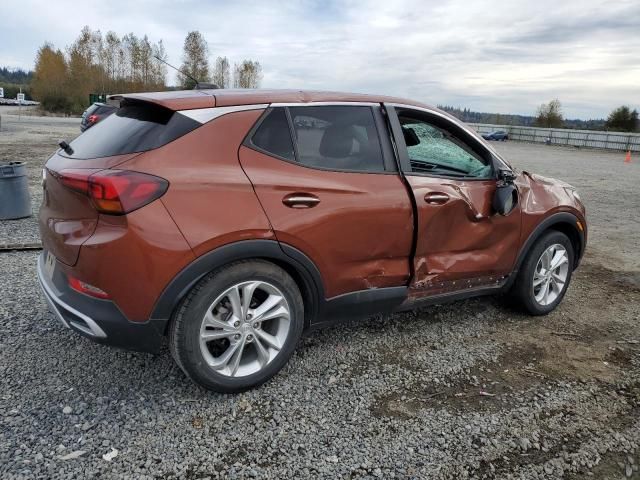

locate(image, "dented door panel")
[[407, 176, 521, 292]]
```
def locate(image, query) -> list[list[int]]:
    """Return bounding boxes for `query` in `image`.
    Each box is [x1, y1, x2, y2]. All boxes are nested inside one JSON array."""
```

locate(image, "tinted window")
[[289, 106, 384, 172], [67, 102, 200, 159], [250, 108, 294, 161], [399, 114, 492, 179], [95, 105, 116, 115]]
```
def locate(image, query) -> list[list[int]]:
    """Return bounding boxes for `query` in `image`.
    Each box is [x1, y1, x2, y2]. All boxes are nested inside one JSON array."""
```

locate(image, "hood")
[[521, 171, 575, 190]]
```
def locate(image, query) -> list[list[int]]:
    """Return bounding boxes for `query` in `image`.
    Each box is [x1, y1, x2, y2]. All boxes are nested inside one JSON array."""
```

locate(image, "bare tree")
[[151, 40, 168, 87], [212, 56, 231, 88], [233, 60, 262, 89], [534, 99, 564, 128], [179, 31, 210, 88]]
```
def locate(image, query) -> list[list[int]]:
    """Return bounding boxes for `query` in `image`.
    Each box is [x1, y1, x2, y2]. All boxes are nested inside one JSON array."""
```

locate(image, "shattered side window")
[[400, 117, 492, 179]]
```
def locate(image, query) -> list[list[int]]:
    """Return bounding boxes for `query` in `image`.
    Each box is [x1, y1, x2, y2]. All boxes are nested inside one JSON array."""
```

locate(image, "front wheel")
[[510, 231, 574, 315], [169, 260, 304, 393]]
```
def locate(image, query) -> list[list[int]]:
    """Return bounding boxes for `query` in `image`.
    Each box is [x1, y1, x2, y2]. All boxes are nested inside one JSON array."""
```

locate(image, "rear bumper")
[[37, 252, 167, 353]]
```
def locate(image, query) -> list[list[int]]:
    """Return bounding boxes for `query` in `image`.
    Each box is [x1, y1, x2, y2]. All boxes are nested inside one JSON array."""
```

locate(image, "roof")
[[109, 88, 435, 111]]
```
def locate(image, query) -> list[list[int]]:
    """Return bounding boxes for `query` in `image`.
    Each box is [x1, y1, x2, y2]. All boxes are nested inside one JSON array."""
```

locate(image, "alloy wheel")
[[199, 281, 291, 377], [532, 243, 569, 306]]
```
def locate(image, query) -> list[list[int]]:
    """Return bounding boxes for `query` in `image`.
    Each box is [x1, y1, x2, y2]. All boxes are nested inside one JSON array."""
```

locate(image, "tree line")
[[31, 27, 168, 113], [29, 27, 263, 114], [533, 99, 637, 132], [442, 101, 638, 133]]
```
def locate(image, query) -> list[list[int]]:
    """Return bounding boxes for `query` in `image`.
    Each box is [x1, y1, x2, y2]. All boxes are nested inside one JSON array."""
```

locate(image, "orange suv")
[[38, 89, 586, 392]]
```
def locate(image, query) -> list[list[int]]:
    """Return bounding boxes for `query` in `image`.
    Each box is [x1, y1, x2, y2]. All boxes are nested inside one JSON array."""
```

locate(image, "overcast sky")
[[1, 0, 638, 119]]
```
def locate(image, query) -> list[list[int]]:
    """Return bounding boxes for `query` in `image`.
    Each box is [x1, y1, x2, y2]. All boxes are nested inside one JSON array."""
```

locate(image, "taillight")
[[55, 169, 169, 215], [67, 274, 110, 299], [87, 114, 99, 124]]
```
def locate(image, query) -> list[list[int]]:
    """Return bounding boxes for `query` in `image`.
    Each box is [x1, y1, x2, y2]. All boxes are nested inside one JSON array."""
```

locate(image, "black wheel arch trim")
[[150, 240, 325, 327], [510, 212, 585, 284]]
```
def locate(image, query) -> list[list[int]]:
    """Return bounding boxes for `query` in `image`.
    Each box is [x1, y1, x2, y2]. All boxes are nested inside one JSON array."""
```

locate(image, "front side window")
[[289, 106, 385, 172], [399, 113, 493, 179]]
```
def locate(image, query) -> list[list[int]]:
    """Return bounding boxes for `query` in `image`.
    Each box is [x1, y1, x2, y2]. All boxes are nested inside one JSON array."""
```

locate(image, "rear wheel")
[[170, 260, 304, 392], [511, 231, 574, 315]]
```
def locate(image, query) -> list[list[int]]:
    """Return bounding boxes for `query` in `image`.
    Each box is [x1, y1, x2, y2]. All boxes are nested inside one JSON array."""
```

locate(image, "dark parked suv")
[[38, 89, 586, 392], [80, 102, 117, 132]]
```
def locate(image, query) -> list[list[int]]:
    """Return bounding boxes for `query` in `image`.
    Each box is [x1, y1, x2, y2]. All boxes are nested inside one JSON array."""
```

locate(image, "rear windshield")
[[67, 101, 200, 159]]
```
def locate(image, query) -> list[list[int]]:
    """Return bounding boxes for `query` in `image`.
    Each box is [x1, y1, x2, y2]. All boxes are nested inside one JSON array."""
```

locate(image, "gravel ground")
[[0, 112, 79, 247], [0, 121, 639, 479]]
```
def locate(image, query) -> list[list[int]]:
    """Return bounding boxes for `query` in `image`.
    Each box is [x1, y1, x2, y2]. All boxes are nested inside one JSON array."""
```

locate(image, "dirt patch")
[[575, 451, 640, 480], [372, 342, 547, 417], [372, 257, 640, 420]]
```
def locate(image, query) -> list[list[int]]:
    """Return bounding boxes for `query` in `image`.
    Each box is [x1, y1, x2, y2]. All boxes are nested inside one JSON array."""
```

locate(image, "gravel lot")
[[0, 118, 639, 479]]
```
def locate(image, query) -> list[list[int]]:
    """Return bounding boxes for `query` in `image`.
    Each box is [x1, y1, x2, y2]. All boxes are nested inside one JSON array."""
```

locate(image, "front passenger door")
[[386, 106, 521, 295]]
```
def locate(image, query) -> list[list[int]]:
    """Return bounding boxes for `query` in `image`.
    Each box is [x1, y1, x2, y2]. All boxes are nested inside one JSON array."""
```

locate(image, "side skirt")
[[310, 278, 510, 330], [395, 279, 509, 312]]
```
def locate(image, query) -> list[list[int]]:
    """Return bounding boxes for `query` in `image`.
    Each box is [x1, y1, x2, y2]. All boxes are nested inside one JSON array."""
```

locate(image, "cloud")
[[0, 0, 638, 118]]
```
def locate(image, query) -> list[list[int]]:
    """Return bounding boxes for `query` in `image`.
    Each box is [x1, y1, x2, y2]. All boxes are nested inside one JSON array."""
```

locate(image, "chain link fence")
[[468, 123, 640, 152]]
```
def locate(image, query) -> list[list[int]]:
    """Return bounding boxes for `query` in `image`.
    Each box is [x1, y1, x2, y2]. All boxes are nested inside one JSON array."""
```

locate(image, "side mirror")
[[493, 183, 518, 216]]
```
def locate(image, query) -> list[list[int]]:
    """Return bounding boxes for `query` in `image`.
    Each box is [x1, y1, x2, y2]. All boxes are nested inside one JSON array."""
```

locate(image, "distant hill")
[[438, 105, 606, 131], [0, 67, 34, 100], [0, 67, 33, 85]]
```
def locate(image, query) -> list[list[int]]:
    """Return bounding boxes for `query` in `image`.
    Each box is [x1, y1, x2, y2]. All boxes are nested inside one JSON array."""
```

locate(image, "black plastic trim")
[[396, 282, 507, 312], [38, 252, 165, 353], [372, 105, 398, 172], [150, 240, 324, 326], [507, 212, 586, 288], [310, 286, 408, 328]]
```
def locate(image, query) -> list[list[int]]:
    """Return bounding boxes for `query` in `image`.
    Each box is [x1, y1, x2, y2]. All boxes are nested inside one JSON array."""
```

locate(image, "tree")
[[233, 60, 262, 88], [30, 27, 168, 113], [31, 43, 70, 111], [179, 31, 210, 88], [605, 106, 639, 132], [534, 99, 564, 128], [212, 56, 230, 88], [66, 26, 101, 111]]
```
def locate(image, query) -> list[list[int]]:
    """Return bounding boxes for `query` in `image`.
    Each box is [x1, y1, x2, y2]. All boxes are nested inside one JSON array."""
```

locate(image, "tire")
[[510, 231, 574, 315], [169, 260, 304, 393]]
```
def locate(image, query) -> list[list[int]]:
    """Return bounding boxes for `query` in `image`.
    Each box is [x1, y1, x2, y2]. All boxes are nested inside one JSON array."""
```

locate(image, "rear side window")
[[250, 108, 295, 161], [95, 105, 115, 115], [289, 106, 384, 172], [67, 102, 200, 159]]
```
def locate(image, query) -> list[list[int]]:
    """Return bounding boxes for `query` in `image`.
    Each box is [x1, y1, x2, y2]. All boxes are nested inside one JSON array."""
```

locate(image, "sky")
[[1, 0, 639, 119]]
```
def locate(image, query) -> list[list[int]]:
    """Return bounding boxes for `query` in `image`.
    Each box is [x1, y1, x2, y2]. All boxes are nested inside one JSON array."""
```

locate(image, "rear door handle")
[[424, 192, 449, 205], [282, 193, 320, 208]]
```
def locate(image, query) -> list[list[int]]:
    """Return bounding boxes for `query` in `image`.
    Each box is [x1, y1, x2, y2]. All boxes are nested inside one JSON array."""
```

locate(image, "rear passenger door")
[[238, 104, 414, 299]]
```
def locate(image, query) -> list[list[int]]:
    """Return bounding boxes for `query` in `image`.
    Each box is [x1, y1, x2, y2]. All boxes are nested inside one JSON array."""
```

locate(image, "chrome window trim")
[[179, 104, 268, 124], [270, 101, 381, 107], [387, 102, 512, 170]]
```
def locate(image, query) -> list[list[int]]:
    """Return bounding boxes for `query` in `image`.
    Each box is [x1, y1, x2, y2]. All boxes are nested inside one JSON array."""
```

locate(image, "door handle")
[[424, 192, 449, 205], [282, 193, 320, 208]]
